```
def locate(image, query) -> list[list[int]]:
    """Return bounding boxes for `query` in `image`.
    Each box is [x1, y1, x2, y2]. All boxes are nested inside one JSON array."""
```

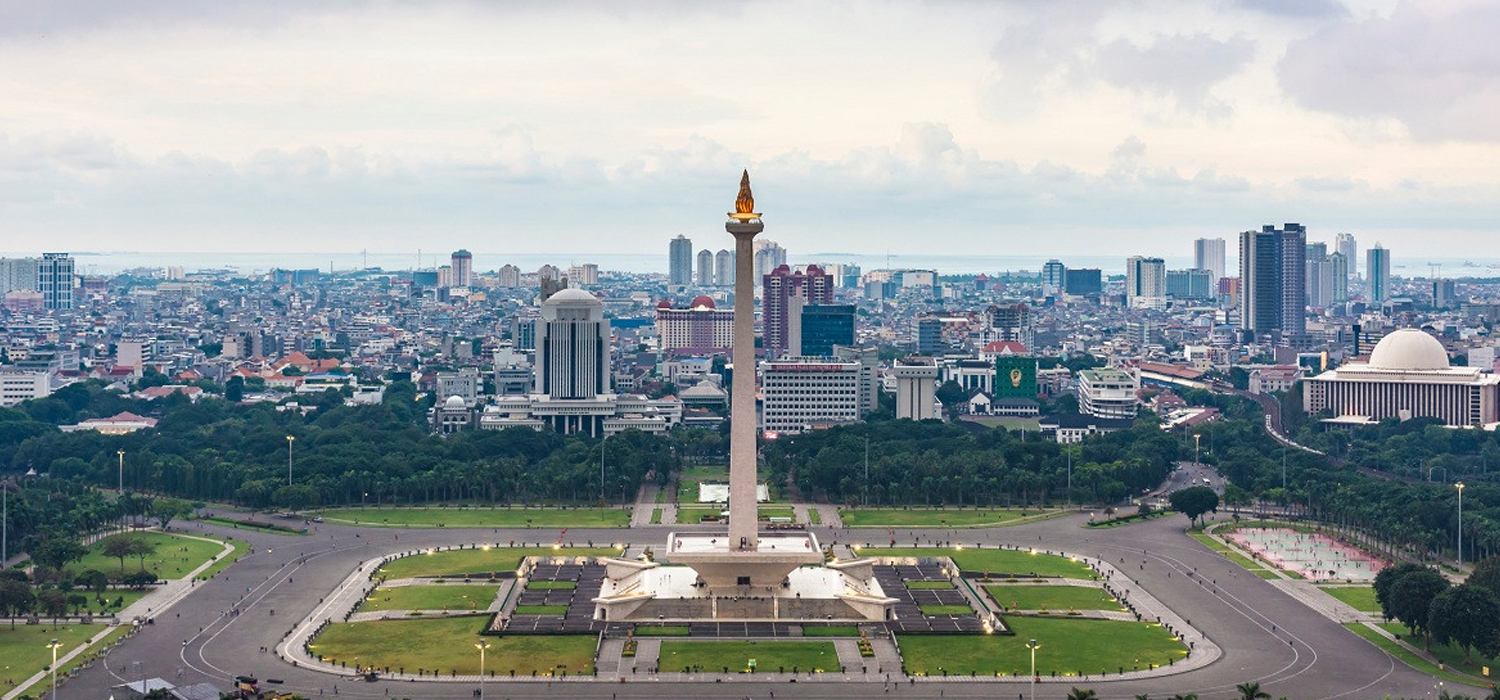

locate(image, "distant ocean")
[[9, 250, 1500, 278]]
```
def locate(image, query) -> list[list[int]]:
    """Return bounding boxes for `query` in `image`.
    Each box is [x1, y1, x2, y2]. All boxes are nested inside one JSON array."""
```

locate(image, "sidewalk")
[[116, 529, 238, 620]]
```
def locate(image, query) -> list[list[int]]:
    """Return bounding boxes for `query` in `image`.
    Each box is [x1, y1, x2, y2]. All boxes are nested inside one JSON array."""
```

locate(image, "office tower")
[[0, 257, 38, 294], [714, 249, 733, 287], [450, 249, 473, 287], [566, 264, 599, 286], [833, 344, 880, 415], [669, 234, 694, 286], [1368, 244, 1391, 303], [1336, 233, 1358, 279], [1165, 269, 1213, 301], [1193, 238, 1227, 282], [760, 357, 863, 433], [497, 264, 521, 288], [799, 304, 855, 357], [1042, 260, 1066, 295], [696, 249, 714, 286], [893, 357, 939, 421], [437, 265, 453, 287], [1126, 256, 1166, 309], [762, 264, 833, 358], [1330, 252, 1349, 302], [537, 264, 560, 282], [988, 303, 1035, 351], [1063, 268, 1102, 296], [1434, 278, 1456, 309], [37, 252, 74, 310], [1238, 223, 1307, 340], [534, 289, 609, 400], [914, 317, 945, 355], [1078, 368, 1140, 419], [752, 239, 786, 281], [1306, 258, 1334, 308], [655, 296, 734, 352]]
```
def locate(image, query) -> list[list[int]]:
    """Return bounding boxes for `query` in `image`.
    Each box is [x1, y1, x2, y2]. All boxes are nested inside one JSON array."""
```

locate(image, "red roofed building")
[[655, 297, 733, 353], [61, 411, 158, 434]]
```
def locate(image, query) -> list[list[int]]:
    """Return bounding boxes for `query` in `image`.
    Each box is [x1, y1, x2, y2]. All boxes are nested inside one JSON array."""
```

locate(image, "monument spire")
[[724, 170, 765, 550]]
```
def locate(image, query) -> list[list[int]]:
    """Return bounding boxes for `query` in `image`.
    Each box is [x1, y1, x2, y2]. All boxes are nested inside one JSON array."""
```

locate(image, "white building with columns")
[[1303, 328, 1500, 427]]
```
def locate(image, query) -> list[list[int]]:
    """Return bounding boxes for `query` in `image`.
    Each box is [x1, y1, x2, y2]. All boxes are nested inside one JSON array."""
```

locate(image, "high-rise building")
[[1433, 278, 1457, 309], [1193, 238, 1226, 283], [914, 317, 945, 355], [1330, 252, 1349, 302], [714, 249, 734, 287], [759, 357, 863, 434], [752, 240, 787, 281], [450, 249, 473, 287], [1077, 368, 1139, 419], [799, 304, 855, 357], [762, 264, 833, 358], [1042, 260, 1066, 295], [566, 264, 599, 286], [893, 356, 939, 421], [1166, 269, 1214, 301], [1336, 233, 1358, 279], [534, 289, 609, 400], [696, 249, 714, 286], [1063, 269, 1102, 296], [669, 235, 694, 286], [0, 258, 38, 294], [497, 264, 521, 288], [37, 252, 74, 310], [655, 296, 734, 352], [987, 303, 1034, 351], [1368, 244, 1391, 303], [1126, 256, 1166, 309], [1239, 224, 1306, 340], [1306, 258, 1334, 309]]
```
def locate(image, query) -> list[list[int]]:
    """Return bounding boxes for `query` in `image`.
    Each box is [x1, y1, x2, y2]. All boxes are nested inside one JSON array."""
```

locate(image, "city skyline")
[[0, 1, 1496, 256]]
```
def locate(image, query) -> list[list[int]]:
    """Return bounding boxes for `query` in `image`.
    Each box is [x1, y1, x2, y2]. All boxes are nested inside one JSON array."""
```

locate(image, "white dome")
[[543, 288, 599, 307], [444, 394, 467, 408], [1368, 329, 1449, 371]]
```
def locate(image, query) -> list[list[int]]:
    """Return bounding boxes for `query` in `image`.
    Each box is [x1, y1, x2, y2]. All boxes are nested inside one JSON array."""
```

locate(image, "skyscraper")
[[1336, 233, 1358, 279], [1064, 269, 1102, 296], [987, 303, 1035, 351], [714, 249, 734, 287], [1166, 269, 1214, 301], [1330, 252, 1349, 302], [1126, 256, 1166, 309], [669, 235, 694, 286], [1239, 224, 1306, 340], [752, 239, 786, 281], [1193, 238, 1227, 283], [799, 304, 855, 357], [1042, 260, 1066, 295], [762, 264, 833, 358], [534, 288, 609, 400], [1368, 244, 1391, 303], [0, 257, 38, 294], [37, 252, 74, 310], [695, 249, 714, 286], [497, 264, 521, 287], [1305, 242, 1332, 309], [450, 249, 473, 287]]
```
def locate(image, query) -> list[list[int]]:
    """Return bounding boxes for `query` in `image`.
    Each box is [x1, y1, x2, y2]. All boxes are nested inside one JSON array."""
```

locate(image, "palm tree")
[[1237, 682, 1272, 700], [1169, 695, 1199, 700], [1066, 689, 1098, 700]]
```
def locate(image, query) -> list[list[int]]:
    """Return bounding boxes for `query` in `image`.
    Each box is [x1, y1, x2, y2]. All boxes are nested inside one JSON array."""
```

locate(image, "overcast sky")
[[1, 0, 1497, 262]]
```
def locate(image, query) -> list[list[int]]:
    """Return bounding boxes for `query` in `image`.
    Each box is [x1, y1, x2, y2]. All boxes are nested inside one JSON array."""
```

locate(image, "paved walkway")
[[1270, 580, 1369, 623]]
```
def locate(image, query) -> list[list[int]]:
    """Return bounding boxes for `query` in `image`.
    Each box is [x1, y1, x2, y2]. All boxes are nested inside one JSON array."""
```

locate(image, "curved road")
[[60, 510, 1471, 700]]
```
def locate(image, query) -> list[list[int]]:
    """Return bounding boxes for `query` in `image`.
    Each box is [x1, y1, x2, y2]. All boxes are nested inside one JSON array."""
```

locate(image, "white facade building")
[[0, 371, 51, 407], [436, 367, 481, 406], [893, 356, 939, 421], [1126, 256, 1166, 310], [760, 357, 863, 434], [1304, 329, 1500, 427], [1077, 368, 1140, 419]]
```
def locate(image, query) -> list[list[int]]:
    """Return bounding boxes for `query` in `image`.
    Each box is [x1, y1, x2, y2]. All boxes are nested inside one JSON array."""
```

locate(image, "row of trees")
[[1374, 557, 1500, 663]]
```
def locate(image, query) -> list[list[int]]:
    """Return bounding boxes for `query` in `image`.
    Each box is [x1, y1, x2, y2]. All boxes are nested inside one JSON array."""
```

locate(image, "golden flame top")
[[734, 169, 755, 214]]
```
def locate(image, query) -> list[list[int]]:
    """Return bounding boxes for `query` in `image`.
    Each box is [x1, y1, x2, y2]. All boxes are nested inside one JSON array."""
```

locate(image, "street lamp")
[[475, 639, 490, 700], [285, 435, 295, 486], [118, 450, 126, 527], [1457, 482, 1466, 569], [1026, 638, 1038, 700], [599, 433, 607, 503], [1193, 433, 1201, 466], [47, 638, 62, 700]]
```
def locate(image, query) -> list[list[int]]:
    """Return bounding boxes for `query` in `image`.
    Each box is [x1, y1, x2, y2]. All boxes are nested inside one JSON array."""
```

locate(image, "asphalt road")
[[60, 504, 1475, 700]]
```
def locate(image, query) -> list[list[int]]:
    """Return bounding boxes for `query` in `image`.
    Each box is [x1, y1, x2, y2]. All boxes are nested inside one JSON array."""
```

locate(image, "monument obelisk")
[[726, 170, 762, 551]]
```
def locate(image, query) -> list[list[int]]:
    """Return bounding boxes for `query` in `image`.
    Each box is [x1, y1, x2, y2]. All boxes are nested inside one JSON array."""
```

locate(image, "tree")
[[1066, 689, 1098, 700], [1388, 569, 1450, 641], [225, 375, 244, 402], [122, 570, 158, 590], [103, 536, 137, 572], [36, 589, 67, 624], [126, 536, 157, 571], [1169, 486, 1220, 526], [151, 497, 192, 530], [30, 536, 87, 572], [1429, 584, 1500, 662], [1374, 562, 1427, 619], [1236, 682, 1271, 700], [0, 579, 34, 628], [1466, 556, 1500, 597]]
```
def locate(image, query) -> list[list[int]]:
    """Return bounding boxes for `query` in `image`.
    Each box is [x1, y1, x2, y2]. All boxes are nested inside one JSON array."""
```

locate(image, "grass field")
[[676, 506, 724, 524], [361, 585, 499, 612], [1321, 585, 1380, 613], [315, 507, 629, 528], [195, 537, 247, 580], [82, 589, 149, 614], [514, 605, 568, 615], [905, 581, 955, 590], [14, 625, 132, 698], [840, 508, 1035, 528], [1344, 622, 1480, 686], [650, 508, 662, 524], [802, 626, 859, 637], [1189, 533, 1278, 579], [920, 605, 974, 616], [1377, 622, 1500, 677], [866, 547, 1096, 579], [0, 623, 110, 697], [72, 532, 226, 580], [986, 585, 1121, 611], [634, 626, 691, 636], [311, 617, 595, 675], [899, 617, 1186, 676], [658, 641, 839, 673], [377, 547, 624, 579], [526, 581, 576, 590], [807, 509, 822, 525]]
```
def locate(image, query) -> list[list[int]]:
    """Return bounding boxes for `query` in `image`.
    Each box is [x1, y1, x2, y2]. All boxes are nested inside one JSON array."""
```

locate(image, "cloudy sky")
[[1, 0, 1497, 263]]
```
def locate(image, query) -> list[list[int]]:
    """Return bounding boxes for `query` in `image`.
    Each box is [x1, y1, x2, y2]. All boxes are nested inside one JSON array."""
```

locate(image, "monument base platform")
[[663, 531, 823, 587]]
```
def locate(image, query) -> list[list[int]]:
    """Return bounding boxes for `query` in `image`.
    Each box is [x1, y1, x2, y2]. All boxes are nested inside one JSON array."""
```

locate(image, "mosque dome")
[[689, 295, 716, 309], [1367, 329, 1450, 371], [444, 394, 467, 408], [543, 288, 599, 307]]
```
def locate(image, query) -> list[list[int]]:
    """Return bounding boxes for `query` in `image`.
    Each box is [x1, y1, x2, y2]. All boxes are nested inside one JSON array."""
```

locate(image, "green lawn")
[[1344, 622, 1482, 686], [650, 508, 662, 524], [16, 625, 131, 698], [377, 547, 624, 579], [514, 605, 568, 615], [807, 509, 822, 525], [677, 506, 724, 524], [986, 585, 1121, 611], [921, 605, 974, 616], [0, 623, 111, 697], [634, 626, 691, 636], [905, 581, 955, 590], [1377, 622, 1500, 677], [195, 537, 247, 580], [1321, 585, 1380, 613], [311, 617, 595, 675], [759, 507, 796, 521], [315, 507, 629, 528], [658, 641, 838, 673], [899, 617, 1187, 676], [840, 508, 1035, 527], [866, 547, 1096, 580], [80, 589, 149, 615], [802, 626, 859, 637], [361, 585, 499, 612], [526, 581, 576, 590], [71, 532, 227, 580]]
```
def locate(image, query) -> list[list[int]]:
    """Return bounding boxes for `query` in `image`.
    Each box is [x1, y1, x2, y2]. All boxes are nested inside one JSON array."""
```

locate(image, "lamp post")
[[1026, 638, 1038, 700], [47, 638, 62, 700], [118, 450, 126, 527], [599, 433, 607, 503], [285, 435, 295, 486], [475, 639, 490, 700], [1193, 433, 1201, 466], [1457, 482, 1466, 569]]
